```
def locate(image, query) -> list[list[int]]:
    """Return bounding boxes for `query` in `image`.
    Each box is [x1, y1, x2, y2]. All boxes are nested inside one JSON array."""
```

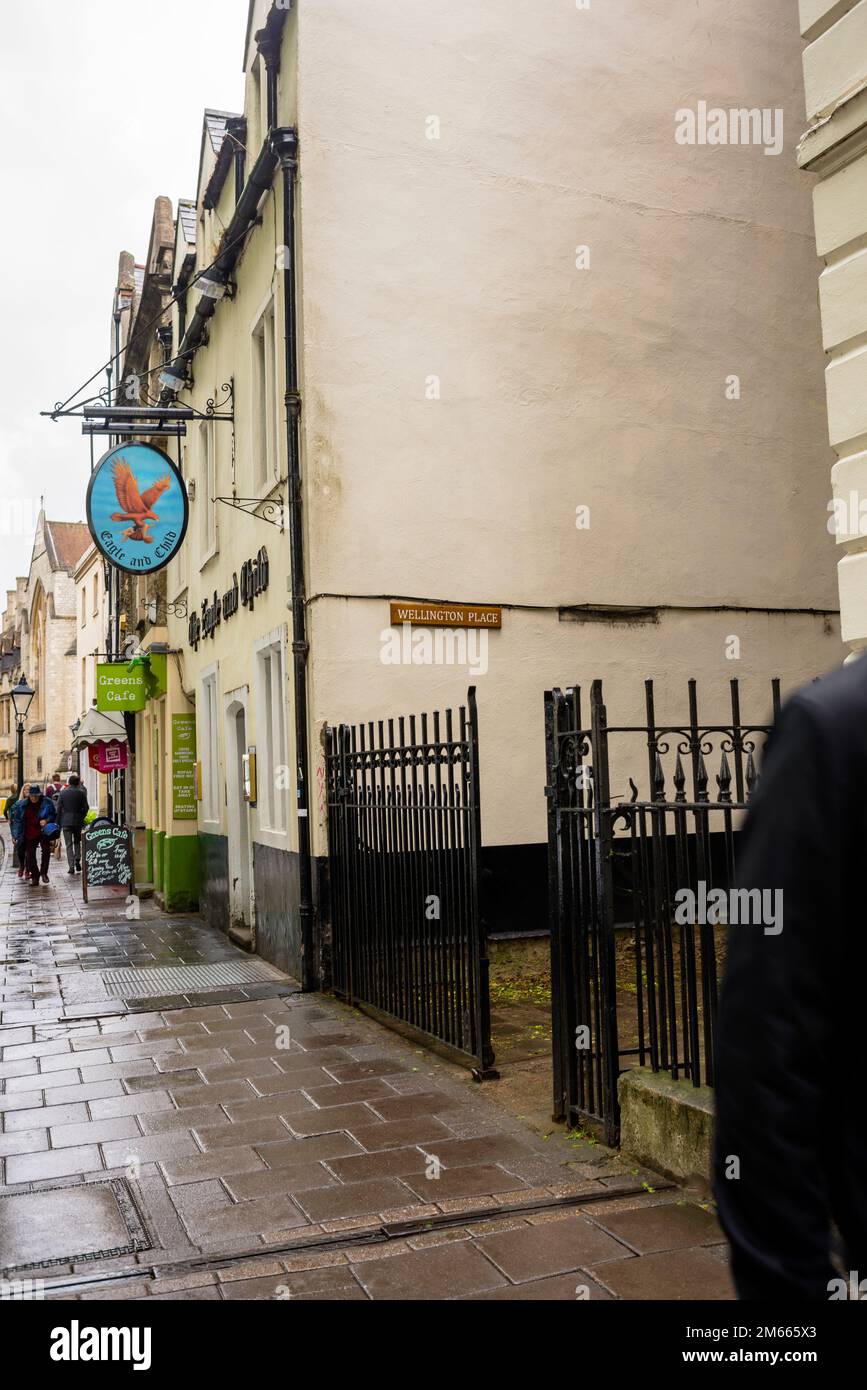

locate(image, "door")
[[225, 692, 254, 932]]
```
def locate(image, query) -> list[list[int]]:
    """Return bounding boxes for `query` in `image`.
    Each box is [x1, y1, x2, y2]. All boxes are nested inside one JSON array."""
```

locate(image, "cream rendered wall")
[[166, 135, 297, 861], [295, 0, 835, 610], [308, 604, 836, 852], [75, 546, 105, 721], [291, 0, 842, 851], [799, 0, 867, 651]]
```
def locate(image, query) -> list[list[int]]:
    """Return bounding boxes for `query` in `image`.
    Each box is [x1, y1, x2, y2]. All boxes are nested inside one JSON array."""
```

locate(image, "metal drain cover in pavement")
[[0, 1179, 151, 1276], [100, 958, 285, 998]]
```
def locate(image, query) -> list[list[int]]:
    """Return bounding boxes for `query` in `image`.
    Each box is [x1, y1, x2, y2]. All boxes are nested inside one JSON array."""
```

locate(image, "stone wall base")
[[618, 1067, 714, 1189]]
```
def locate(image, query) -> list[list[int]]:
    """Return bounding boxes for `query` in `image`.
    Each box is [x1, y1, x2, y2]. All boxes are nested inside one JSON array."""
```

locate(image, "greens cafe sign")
[[86, 442, 189, 574], [96, 654, 167, 712]]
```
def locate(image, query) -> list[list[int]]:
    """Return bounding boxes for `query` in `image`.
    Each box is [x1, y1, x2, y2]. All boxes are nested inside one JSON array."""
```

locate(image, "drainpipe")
[[234, 138, 246, 204], [271, 126, 314, 991], [259, 31, 281, 133]]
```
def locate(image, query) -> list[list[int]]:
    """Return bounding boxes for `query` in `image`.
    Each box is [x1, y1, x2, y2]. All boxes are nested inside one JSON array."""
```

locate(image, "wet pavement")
[[0, 833, 735, 1301]]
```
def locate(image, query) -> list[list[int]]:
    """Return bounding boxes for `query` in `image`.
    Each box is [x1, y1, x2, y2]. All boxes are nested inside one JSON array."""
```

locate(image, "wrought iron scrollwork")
[[205, 381, 234, 416], [544, 673, 780, 1145], [214, 491, 286, 530]]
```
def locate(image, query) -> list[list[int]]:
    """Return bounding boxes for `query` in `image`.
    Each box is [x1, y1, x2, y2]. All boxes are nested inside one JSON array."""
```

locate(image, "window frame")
[[199, 664, 221, 827], [253, 626, 289, 845], [250, 292, 280, 494]]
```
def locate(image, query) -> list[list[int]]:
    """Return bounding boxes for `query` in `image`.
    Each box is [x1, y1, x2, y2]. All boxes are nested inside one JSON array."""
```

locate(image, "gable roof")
[[205, 110, 235, 154], [196, 108, 244, 208], [203, 116, 247, 211], [45, 521, 91, 574]]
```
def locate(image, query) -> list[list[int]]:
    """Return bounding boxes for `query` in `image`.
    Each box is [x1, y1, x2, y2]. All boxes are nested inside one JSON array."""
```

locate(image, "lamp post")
[[11, 676, 35, 792]]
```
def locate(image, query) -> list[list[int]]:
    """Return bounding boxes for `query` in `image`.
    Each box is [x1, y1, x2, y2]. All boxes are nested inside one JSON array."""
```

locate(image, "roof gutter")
[[161, 137, 279, 399], [203, 116, 248, 211]]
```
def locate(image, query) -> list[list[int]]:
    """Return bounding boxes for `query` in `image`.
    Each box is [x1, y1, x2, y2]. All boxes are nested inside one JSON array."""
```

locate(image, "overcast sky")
[[0, 0, 245, 593]]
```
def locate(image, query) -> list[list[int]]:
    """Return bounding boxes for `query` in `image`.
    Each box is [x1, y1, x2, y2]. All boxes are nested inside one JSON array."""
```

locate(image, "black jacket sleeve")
[[712, 694, 844, 1300]]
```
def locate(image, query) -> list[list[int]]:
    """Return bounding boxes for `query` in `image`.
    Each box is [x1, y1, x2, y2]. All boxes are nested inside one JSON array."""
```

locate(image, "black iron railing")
[[325, 690, 495, 1076], [545, 677, 779, 1144]]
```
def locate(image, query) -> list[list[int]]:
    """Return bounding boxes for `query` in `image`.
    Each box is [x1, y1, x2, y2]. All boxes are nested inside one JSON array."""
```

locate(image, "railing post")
[[467, 687, 496, 1078], [545, 687, 567, 1121], [589, 680, 621, 1145]]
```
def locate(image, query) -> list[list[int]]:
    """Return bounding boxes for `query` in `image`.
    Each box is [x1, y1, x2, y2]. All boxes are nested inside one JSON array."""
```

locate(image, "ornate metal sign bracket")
[[214, 482, 286, 532]]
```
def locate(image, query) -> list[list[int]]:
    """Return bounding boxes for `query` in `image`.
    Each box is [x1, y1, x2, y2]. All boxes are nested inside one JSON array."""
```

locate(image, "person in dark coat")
[[4, 785, 27, 876], [57, 773, 89, 875], [45, 783, 62, 860], [713, 657, 867, 1300], [10, 784, 55, 886]]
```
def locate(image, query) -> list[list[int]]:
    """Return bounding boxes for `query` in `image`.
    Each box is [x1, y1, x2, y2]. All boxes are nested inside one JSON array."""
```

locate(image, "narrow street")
[[0, 840, 733, 1302]]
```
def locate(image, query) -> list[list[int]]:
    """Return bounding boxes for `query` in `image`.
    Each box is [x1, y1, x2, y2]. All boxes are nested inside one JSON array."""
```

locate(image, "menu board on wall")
[[172, 713, 197, 820]]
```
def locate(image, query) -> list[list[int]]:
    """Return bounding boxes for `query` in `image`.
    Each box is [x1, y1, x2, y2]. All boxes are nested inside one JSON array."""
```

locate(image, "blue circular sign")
[[86, 442, 189, 574]]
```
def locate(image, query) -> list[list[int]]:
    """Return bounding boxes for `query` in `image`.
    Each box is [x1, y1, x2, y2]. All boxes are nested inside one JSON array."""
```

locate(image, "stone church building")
[[12, 512, 90, 789]]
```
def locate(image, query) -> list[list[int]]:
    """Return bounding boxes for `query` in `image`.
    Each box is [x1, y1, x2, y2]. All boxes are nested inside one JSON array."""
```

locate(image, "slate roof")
[[178, 200, 197, 247], [204, 110, 238, 154], [45, 521, 91, 574]]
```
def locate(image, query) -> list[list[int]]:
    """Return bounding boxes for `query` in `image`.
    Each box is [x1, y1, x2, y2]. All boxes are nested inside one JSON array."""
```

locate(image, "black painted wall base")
[[198, 833, 229, 938], [481, 843, 549, 938], [252, 841, 301, 980], [198, 833, 549, 995]]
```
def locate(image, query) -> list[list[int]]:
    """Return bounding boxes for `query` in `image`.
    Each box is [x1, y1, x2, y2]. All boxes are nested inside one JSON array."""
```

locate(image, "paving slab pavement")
[[0, 838, 734, 1301]]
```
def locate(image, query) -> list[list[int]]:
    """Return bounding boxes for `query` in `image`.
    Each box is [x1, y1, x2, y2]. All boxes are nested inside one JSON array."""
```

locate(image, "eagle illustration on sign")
[[86, 441, 189, 575], [111, 459, 172, 544]]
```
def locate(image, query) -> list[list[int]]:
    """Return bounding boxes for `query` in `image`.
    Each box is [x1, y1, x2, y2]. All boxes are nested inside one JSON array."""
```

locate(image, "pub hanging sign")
[[188, 547, 270, 650], [86, 442, 189, 575]]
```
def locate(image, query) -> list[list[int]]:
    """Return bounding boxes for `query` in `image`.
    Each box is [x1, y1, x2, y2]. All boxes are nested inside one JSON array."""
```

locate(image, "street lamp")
[[11, 676, 35, 792], [194, 269, 228, 300]]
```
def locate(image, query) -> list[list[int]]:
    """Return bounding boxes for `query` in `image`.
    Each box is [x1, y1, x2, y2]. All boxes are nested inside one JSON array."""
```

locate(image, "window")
[[199, 419, 217, 560], [30, 585, 45, 723], [80, 587, 86, 627], [81, 657, 86, 711], [255, 631, 288, 836], [251, 297, 278, 490], [92, 574, 98, 617], [200, 669, 219, 822]]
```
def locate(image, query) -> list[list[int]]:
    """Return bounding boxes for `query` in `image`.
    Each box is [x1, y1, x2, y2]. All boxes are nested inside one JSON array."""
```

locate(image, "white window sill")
[[253, 824, 291, 853]]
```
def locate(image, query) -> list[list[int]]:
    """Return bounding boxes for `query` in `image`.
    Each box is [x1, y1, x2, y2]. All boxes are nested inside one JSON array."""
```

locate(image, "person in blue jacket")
[[4, 784, 28, 875], [10, 784, 56, 885]]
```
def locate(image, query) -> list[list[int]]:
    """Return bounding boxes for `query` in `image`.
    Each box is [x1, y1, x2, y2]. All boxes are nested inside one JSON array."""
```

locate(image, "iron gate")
[[545, 677, 778, 1145], [325, 689, 496, 1077]]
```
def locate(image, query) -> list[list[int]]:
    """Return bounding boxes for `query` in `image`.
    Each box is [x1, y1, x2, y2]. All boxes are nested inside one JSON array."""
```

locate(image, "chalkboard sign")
[[82, 819, 134, 902]]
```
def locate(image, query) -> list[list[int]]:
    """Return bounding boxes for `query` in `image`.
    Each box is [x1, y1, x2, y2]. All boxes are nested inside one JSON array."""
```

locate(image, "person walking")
[[713, 656, 867, 1301], [4, 785, 27, 877], [45, 783, 62, 859], [57, 773, 88, 875], [10, 783, 55, 886]]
